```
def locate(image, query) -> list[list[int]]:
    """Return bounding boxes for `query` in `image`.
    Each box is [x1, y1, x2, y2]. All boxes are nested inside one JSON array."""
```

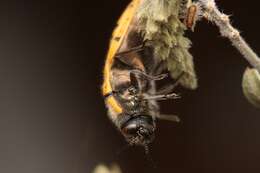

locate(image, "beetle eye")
[[122, 123, 138, 135]]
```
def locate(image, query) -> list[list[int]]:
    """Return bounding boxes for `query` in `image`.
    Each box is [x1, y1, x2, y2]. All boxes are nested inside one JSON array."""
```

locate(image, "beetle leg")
[[156, 72, 185, 95], [130, 70, 143, 93], [143, 92, 181, 101], [115, 44, 144, 57], [115, 39, 149, 57], [129, 69, 168, 93], [130, 69, 168, 81], [139, 71, 183, 101]]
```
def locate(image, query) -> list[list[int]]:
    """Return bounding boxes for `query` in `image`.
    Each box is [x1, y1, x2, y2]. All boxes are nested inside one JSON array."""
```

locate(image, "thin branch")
[[197, 0, 260, 72]]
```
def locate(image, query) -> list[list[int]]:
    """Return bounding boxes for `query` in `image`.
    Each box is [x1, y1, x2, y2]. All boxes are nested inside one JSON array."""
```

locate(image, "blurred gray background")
[[0, 0, 259, 173]]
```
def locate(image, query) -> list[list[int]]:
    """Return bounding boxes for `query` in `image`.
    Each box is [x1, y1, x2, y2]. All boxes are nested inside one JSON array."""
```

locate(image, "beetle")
[[102, 0, 198, 148]]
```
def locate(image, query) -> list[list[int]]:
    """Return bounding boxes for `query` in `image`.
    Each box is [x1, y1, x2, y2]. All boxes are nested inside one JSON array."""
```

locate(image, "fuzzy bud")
[[242, 68, 260, 108]]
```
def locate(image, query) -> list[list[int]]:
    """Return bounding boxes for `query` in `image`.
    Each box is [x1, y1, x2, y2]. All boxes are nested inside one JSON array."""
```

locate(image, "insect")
[[102, 0, 198, 148], [183, 0, 202, 31], [185, 4, 198, 30]]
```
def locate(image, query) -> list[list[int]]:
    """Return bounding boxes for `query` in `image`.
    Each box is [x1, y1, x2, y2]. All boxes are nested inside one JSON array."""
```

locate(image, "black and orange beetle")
[[102, 0, 198, 148]]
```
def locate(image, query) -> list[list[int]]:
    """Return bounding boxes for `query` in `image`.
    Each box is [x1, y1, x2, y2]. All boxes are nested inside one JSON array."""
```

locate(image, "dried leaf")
[[242, 68, 260, 108]]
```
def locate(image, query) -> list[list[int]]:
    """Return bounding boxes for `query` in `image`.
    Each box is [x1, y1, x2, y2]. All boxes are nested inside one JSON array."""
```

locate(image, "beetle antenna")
[[144, 144, 151, 155], [144, 144, 157, 168]]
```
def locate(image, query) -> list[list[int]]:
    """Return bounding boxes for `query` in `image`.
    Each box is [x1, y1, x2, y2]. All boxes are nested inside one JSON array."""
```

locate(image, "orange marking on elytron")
[[102, 0, 142, 114]]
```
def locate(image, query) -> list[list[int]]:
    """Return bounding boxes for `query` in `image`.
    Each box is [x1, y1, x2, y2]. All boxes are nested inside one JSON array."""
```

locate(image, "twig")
[[197, 0, 260, 72]]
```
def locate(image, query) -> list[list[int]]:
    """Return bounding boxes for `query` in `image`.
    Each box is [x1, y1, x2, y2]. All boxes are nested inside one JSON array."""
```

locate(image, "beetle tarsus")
[[143, 93, 181, 101]]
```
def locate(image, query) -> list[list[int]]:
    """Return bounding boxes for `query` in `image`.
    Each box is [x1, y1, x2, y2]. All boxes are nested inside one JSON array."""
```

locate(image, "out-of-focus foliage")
[[242, 68, 260, 108], [92, 164, 122, 173]]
